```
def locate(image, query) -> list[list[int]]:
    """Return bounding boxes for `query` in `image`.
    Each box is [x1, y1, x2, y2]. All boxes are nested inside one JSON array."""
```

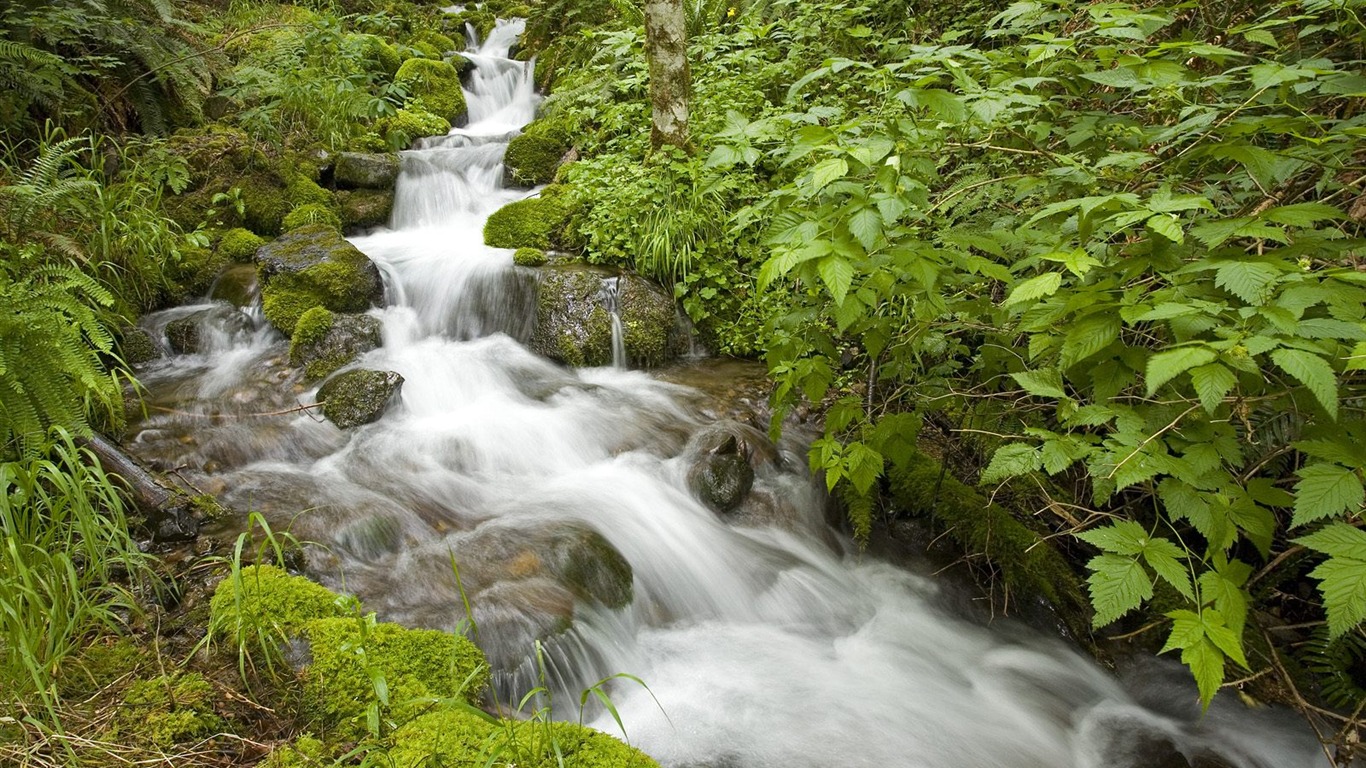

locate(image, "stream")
[[127, 18, 1331, 768]]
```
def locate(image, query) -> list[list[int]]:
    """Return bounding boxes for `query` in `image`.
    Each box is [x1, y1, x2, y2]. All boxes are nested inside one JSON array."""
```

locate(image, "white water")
[[126, 20, 1332, 768]]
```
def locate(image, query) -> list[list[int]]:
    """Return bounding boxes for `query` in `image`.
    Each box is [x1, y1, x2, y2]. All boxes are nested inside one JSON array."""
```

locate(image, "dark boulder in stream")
[[333, 152, 401, 190], [529, 265, 688, 368], [316, 368, 403, 429], [289, 308, 383, 382], [163, 302, 252, 355]]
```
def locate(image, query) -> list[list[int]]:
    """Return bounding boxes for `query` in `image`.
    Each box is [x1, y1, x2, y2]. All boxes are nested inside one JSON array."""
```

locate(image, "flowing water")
[[127, 19, 1333, 768]]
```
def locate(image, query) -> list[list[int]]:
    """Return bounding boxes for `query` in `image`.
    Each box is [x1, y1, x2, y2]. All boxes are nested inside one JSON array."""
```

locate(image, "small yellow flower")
[[727, 6, 737, 18]]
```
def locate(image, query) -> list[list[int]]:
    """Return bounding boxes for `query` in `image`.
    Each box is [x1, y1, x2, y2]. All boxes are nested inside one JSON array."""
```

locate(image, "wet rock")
[[529, 264, 688, 368], [207, 263, 258, 307], [146, 501, 199, 544], [689, 440, 753, 514], [164, 303, 251, 355], [289, 308, 383, 382], [337, 188, 394, 230], [457, 521, 634, 610], [316, 369, 403, 429], [333, 152, 401, 190], [118, 325, 163, 366], [255, 223, 386, 335]]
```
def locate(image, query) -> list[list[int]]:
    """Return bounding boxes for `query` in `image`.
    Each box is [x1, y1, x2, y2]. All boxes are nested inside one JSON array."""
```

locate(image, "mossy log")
[[80, 433, 199, 542]]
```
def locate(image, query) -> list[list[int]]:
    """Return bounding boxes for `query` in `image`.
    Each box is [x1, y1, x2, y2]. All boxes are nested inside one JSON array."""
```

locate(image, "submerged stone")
[[164, 303, 252, 355], [316, 368, 404, 429], [118, 324, 162, 366]]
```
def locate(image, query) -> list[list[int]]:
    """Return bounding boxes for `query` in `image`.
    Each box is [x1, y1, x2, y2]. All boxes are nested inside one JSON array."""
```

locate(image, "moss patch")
[[316, 368, 403, 428], [504, 120, 571, 187], [483, 185, 576, 250], [290, 308, 383, 381], [115, 673, 223, 747], [300, 617, 489, 727], [337, 189, 395, 229], [376, 108, 451, 149], [395, 58, 467, 124], [218, 228, 266, 263], [513, 247, 547, 267], [388, 708, 660, 768], [208, 564, 350, 646], [283, 203, 343, 232], [255, 223, 385, 335]]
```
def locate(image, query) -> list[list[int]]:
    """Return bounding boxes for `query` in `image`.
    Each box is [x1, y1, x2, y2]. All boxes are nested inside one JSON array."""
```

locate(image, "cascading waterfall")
[[602, 277, 627, 369], [124, 17, 1332, 768]]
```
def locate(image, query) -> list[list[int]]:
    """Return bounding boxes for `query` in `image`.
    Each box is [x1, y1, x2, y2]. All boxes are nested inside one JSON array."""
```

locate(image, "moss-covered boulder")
[[118, 325, 163, 366], [334, 152, 401, 190], [529, 266, 686, 368], [388, 708, 660, 768], [208, 565, 350, 645], [300, 617, 488, 726], [395, 58, 467, 124], [290, 308, 384, 381], [503, 121, 572, 188], [255, 223, 386, 335], [483, 185, 577, 251], [354, 32, 401, 76], [208, 263, 259, 307], [338, 189, 395, 229], [283, 202, 344, 232], [376, 108, 451, 149], [409, 29, 457, 55], [316, 368, 404, 429], [217, 227, 266, 263], [512, 247, 547, 267]]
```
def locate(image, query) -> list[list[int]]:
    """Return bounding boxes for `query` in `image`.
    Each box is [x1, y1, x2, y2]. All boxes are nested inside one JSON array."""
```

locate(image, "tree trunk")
[[643, 0, 691, 151], [80, 433, 200, 542]]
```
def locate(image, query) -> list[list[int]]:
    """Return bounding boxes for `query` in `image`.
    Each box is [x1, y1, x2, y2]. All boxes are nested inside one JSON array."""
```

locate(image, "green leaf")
[[980, 443, 1042, 484], [1292, 463, 1364, 527], [1061, 314, 1120, 369], [1077, 520, 1148, 555], [1242, 29, 1278, 48], [1261, 203, 1346, 227], [1143, 536, 1195, 601], [1271, 348, 1339, 420], [1214, 261, 1282, 305], [1190, 364, 1236, 414], [848, 207, 882, 251], [1182, 637, 1224, 710], [808, 157, 849, 193], [1004, 273, 1062, 307], [1146, 346, 1217, 396], [844, 442, 885, 495], [1011, 368, 1066, 399], [1086, 553, 1153, 627], [1162, 610, 1205, 654], [1146, 213, 1184, 243], [1307, 557, 1366, 638], [1296, 523, 1366, 561], [817, 256, 855, 305]]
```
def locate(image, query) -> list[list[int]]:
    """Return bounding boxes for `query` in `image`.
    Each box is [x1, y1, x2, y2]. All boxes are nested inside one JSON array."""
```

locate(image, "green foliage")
[[207, 563, 348, 648], [0, 430, 157, 713], [218, 227, 266, 262], [283, 202, 343, 231], [116, 673, 223, 747], [706, 0, 1366, 709], [505, 122, 572, 186]]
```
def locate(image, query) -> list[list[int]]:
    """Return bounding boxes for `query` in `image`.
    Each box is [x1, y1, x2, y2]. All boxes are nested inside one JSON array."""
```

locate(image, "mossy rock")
[[338, 189, 395, 229], [504, 129, 570, 188], [410, 29, 457, 55], [286, 173, 334, 207], [395, 58, 467, 124], [447, 8, 496, 45], [886, 451, 1090, 638], [300, 617, 488, 726], [316, 368, 404, 429], [512, 247, 547, 267], [218, 227, 266, 263], [255, 223, 386, 335], [262, 734, 329, 768], [529, 267, 684, 368], [376, 108, 451, 149], [334, 152, 402, 190], [354, 33, 401, 76], [284, 202, 344, 232], [115, 673, 223, 748], [483, 185, 577, 251], [208, 564, 350, 646], [290, 308, 384, 382], [388, 708, 660, 768], [166, 241, 228, 301], [618, 275, 687, 367], [118, 325, 163, 366]]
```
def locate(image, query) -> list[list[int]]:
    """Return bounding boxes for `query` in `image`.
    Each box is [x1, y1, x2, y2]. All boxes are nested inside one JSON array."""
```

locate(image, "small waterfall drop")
[[121, 16, 1332, 768], [602, 276, 627, 369]]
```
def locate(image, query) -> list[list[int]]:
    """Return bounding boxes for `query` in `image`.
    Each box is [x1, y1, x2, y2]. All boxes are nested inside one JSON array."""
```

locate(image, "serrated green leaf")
[[1295, 523, 1366, 561], [844, 441, 885, 495], [1261, 203, 1346, 227], [1011, 368, 1066, 399], [1061, 313, 1120, 368], [1214, 261, 1282, 305], [1146, 346, 1217, 396], [1004, 272, 1062, 307], [1077, 520, 1148, 555], [980, 443, 1042, 484], [1189, 364, 1236, 414], [807, 157, 849, 193], [848, 207, 882, 251], [1041, 438, 1083, 475], [1199, 566, 1250, 635], [1201, 608, 1248, 669], [1146, 213, 1184, 243], [1308, 558, 1366, 638], [818, 256, 855, 305], [1086, 553, 1153, 627], [1271, 348, 1339, 420], [1182, 637, 1224, 710], [1143, 537, 1195, 601], [1242, 29, 1277, 48], [1292, 463, 1364, 527], [1162, 609, 1205, 654]]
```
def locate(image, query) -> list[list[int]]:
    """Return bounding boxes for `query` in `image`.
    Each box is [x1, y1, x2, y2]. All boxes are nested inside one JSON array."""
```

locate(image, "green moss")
[[388, 709, 660, 768], [208, 564, 350, 646], [284, 203, 344, 232], [117, 673, 223, 747], [241, 176, 292, 236], [886, 451, 1090, 638], [355, 33, 401, 76], [286, 174, 334, 207], [218, 227, 266, 263], [290, 307, 336, 360], [300, 617, 489, 727], [338, 189, 395, 228], [377, 108, 451, 149], [60, 637, 151, 699], [410, 30, 457, 55], [117, 325, 162, 367], [484, 185, 577, 250], [257, 226, 384, 334], [263, 734, 329, 768], [513, 247, 547, 267], [395, 58, 467, 123], [505, 132, 568, 187]]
